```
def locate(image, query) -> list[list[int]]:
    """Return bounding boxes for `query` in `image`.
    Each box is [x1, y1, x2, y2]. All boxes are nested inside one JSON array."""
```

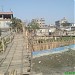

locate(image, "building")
[[55, 17, 67, 29], [55, 17, 73, 31], [31, 18, 56, 36], [32, 18, 45, 27], [55, 20, 60, 28], [36, 25, 56, 36], [36, 25, 49, 36], [0, 12, 13, 29], [71, 23, 75, 31]]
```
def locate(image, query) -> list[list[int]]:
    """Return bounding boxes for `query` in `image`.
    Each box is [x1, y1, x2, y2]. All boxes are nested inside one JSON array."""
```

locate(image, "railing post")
[[2, 38, 5, 52], [10, 32, 13, 43], [10, 35, 12, 43], [14, 70, 17, 75]]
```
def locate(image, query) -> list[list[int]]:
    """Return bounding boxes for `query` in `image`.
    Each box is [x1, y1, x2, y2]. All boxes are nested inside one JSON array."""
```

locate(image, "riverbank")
[[32, 44, 75, 58], [32, 49, 75, 75]]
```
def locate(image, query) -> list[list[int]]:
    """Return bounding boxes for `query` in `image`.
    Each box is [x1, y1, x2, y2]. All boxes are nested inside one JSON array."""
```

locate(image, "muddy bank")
[[32, 50, 75, 75]]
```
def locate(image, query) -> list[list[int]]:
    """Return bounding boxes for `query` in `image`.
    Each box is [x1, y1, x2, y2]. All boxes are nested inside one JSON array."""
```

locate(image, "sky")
[[0, 0, 74, 24]]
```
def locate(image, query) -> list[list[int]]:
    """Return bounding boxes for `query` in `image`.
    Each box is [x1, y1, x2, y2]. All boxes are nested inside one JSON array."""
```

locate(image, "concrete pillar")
[[2, 15, 3, 19], [11, 15, 13, 19]]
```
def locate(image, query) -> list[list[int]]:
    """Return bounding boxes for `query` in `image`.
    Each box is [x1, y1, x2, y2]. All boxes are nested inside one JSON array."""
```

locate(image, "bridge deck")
[[0, 34, 31, 75]]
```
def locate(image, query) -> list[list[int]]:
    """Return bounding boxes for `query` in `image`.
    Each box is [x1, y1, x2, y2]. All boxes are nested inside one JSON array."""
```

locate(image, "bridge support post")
[[2, 38, 5, 52], [9, 70, 17, 75], [10, 36, 12, 43]]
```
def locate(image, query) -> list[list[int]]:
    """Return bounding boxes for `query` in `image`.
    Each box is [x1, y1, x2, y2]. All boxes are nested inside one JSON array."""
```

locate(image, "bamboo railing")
[[0, 32, 15, 53]]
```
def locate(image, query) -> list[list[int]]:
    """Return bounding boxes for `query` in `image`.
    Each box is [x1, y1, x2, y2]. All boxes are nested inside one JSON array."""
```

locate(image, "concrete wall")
[[36, 29, 49, 36], [0, 20, 11, 28]]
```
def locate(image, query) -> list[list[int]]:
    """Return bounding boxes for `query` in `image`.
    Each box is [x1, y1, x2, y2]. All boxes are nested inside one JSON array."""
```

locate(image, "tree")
[[27, 20, 40, 36], [61, 23, 71, 27], [10, 17, 23, 32]]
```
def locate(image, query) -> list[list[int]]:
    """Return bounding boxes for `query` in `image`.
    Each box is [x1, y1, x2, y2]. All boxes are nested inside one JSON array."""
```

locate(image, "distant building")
[[71, 23, 75, 31], [55, 17, 68, 29], [36, 28, 48, 36], [55, 20, 60, 29], [36, 25, 56, 36], [32, 18, 45, 27], [31, 18, 56, 36], [55, 17, 73, 31], [0, 12, 13, 29]]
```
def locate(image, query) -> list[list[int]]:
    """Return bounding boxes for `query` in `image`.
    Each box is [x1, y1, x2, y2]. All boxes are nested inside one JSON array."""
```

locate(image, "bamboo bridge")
[[0, 28, 75, 75], [0, 31, 32, 75]]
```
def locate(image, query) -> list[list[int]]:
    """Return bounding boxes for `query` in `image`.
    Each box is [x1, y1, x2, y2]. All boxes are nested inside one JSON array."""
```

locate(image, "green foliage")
[[10, 17, 23, 31], [61, 23, 71, 26], [27, 21, 39, 33]]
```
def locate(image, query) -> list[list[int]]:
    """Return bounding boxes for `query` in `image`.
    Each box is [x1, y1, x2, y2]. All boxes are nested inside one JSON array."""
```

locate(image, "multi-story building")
[[55, 17, 73, 32], [0, 12, 13, 29], [31, 18, 56, 36], [55, 20, 60, 28], [32, 18, 45, 27], [55, 17, 68, 29]]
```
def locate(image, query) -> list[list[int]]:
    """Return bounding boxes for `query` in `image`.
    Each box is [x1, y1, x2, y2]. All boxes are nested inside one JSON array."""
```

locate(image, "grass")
[[37, 36, 75, 44], [32, 49, 75, 75]]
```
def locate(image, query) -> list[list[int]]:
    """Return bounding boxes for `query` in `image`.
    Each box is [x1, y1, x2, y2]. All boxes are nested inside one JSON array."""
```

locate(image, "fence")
[[31, 36, 75, 51], [0, 32, 15, 53]]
